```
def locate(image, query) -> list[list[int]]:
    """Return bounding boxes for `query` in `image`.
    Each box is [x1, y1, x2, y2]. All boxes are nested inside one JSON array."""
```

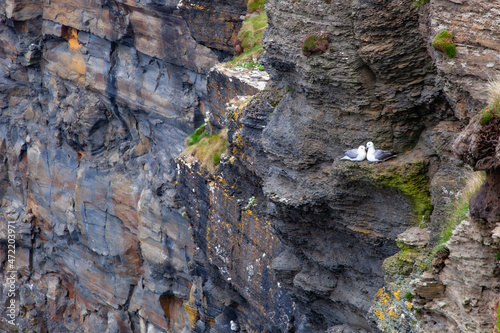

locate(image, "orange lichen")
[[62, 26, 81, 51], [183, 301, 199, 329], [68, 29, 80, 51], [347, 226, 383, 238], [375, 309, 385, 320]]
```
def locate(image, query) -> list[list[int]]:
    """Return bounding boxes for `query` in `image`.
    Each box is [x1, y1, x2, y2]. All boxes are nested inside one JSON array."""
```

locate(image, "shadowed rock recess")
[[1, 0, 500, 332]]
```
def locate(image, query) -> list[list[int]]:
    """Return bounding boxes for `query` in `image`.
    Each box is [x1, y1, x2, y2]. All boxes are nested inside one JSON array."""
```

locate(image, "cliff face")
[[179, 0, 500, 331], [1, 0, 500, 333], [0, 0, 245, 332]]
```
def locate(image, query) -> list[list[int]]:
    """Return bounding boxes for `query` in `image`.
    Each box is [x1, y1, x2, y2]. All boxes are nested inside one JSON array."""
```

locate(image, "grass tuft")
[[181, 129, 228, 174], [431, 30, 456, 58], [186, 123, 208, 146], [301, 31, 328, 56], [431, 171, 484, 255], [478, 79, 500, 126], [236, 61, 264, 71], [486, 79, 500, 114]]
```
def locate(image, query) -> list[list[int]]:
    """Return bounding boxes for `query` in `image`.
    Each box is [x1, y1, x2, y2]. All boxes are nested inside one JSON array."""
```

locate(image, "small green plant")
[[432, 30, 456, 58], [478, 80, 500, 125], [243, 196, 257, 210], [496, 252, 500, 260], [186, 123, 208, 146], [302, 31, 328, 56], [405, 292, 415, 301], [412, 0, 429, 7], [480, 108, 494, 125], [285, 85, 292, 93]]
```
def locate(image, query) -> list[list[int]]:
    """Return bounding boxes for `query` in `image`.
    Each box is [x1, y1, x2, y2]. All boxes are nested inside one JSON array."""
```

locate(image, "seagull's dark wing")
[[374, 150, 397, 161], [343, 149, 359, 159]]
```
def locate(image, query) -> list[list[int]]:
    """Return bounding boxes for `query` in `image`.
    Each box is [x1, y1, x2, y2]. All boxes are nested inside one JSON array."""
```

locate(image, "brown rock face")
[[469, 171, 500, 224], [426, 0, 500, 119], [453, 113, 500, 171], [412, 2, 500, 329]]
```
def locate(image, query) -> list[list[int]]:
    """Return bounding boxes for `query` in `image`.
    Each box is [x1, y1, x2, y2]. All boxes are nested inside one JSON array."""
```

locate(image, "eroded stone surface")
[[0, 0, 241, 332]]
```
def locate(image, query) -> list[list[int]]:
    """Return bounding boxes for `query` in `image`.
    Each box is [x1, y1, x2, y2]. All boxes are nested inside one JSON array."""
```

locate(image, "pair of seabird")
[[341, 142, 396, 162]]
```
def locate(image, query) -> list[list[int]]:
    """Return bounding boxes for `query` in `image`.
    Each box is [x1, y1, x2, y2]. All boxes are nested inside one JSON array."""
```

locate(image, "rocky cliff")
[[0, 0, 499, 332], [0, 0, 245, 332]]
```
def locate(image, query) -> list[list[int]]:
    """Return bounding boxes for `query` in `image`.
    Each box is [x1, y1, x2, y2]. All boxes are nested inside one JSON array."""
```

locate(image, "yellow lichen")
[[393, 290, 400, 300], [374, 310, 385, 320]]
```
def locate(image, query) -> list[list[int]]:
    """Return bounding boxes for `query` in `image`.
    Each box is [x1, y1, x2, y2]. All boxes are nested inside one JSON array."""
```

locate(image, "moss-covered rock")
[[301, 32, 328, 56], [431, 30, 456, 58], [343, 155, 433, 226], [231, 11, 268, 66], [375, 164, 432, 224]]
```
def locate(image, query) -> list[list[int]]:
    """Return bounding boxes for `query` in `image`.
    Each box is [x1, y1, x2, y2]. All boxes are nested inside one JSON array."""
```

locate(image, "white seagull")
[[341, 145, 366, 161], [366, 142, 397, 162]]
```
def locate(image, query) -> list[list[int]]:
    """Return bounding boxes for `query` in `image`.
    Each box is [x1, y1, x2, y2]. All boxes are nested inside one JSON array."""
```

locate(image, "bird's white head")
[[366, 142, 374, 149], [359, 145, 366, 151]]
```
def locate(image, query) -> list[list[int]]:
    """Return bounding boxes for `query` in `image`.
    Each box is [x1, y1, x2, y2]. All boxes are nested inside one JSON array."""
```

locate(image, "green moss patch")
[[186, 123, 208, 146], [342, 156, 433, 226], [302, 32, 329, 56], [230, 11, 268, 68], [246, 0, 266, 13], [432, 30, 456, 58], [384, 246, 421, 276], [374, 160, 433, 225], [479, 108, 495, 125], [412, 0, 429, 7]]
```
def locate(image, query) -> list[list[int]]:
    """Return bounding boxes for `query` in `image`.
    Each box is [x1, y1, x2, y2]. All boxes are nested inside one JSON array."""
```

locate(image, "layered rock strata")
[[0, 0, 246, 332]]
